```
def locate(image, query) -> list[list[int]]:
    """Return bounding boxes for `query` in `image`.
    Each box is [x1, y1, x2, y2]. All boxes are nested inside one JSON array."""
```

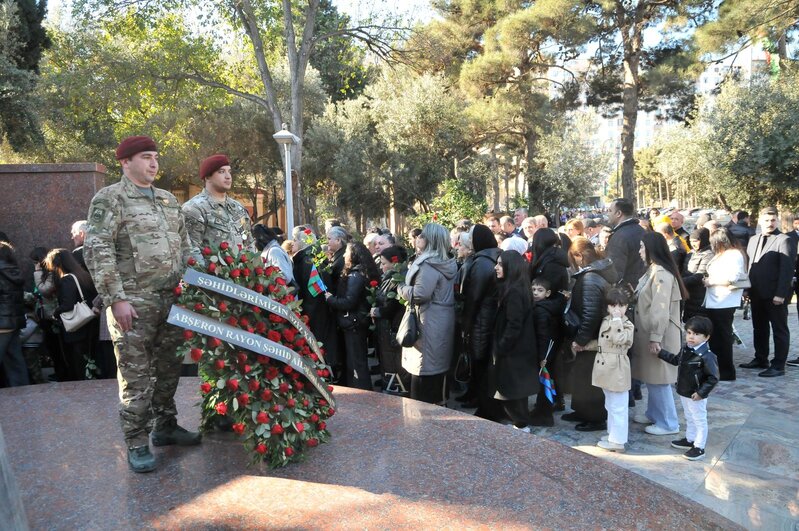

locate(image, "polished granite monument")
[[0, 379, 738, 529]]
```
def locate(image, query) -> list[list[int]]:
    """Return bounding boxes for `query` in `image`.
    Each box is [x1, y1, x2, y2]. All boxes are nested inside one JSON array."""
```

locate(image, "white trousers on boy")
[[603, 389, 628, 445], [679, 395, 708, 449]]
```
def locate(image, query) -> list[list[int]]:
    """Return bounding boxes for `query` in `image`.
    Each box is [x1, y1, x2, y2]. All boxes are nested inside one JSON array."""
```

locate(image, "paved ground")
[[445, 307, 799, 530]]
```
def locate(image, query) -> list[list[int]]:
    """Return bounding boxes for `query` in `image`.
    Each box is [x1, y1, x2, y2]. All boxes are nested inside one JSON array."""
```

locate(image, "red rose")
[[215, 402, 228, 415], [248, 379, 260, 392], [317, 421, 326, 430], [220, 242, 230, 250], [202, 246, 212, 256], [310, 353, 319, 362], [328, 408, 336, 417], [239, 317, 250, 328], [275, 277, 287, 286], [243, 364, 251, 373], [303, 228, 312, 235], [316, 369, 324, 377], [302, 398, 309, 407], [230, 268, 241, 278], [200, 382, 212, 394], [295, 382, 305, 390], [236, 352, 248, 365], [183, 330, 194, 340], [253, 306, 262, 314], [173, 286, 182, 296], [254, 284, 264, 293], [237, 393, 250, 406], [218, 301, 228, 313], [214, 359, 225, 371], [271, 404, 281, 413], [257, 355, 269, 364], [260, 389, 273, 401], [208, 262, 217, 273], [283, 365, 293, 375], [294, 422, 304, 433], [255, 322, 267, 333], [242, 267, 251, 277], [285, 447, 295, 457], [265, 266, 278, 276], [208, 337, 222, 349], [307, 438, 319, 447], [188, 256, 197, 266], [278, 382, 290, 393], [194, 303, 204, 311], [319, 399, 328, 406], [327, 385, 334, 392], [190, 348, 202, 362], [267, 330, 281, 343], [224, 255, 234, 265], [369, 280, 378, 288], [266, 367, 279, 380], [232, 422, 246, 435], [286, 398, 296, 408], [271, 424, 284, 435], [226, 378, 239, 391], [290, 372, 300, 381], [391, 255, 399, 263], [255, 267, 264, 276], [227, 316, 238, 326], [240, 254, 248, 263], [310, 413, 319, 423], [256, 411, 269, 424], [255, 443, 267, 454], [282, 329, 296, 342]]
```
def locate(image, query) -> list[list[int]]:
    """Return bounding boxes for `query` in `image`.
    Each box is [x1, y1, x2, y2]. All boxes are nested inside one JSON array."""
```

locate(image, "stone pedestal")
[[0, 163, 107, 284], [0, 425, 28, 530]]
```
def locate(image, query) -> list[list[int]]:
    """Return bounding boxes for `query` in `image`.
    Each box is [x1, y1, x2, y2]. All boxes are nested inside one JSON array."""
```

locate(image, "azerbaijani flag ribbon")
[[307, 263, 327, 297], [539, 367, 556, 404]]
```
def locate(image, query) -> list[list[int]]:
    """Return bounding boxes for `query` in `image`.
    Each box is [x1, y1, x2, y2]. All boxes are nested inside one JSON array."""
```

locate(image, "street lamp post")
[[272, 123, 300, 236]]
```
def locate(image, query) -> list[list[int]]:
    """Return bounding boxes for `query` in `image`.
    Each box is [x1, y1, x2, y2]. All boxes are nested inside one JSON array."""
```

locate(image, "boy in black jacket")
[[530, 278, 567, 426], [658, 316, 720, 461]]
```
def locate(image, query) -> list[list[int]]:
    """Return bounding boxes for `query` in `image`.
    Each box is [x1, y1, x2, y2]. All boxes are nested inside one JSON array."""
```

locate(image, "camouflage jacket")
[[85, 175, 196, 305], [181, 189, 255, 252]]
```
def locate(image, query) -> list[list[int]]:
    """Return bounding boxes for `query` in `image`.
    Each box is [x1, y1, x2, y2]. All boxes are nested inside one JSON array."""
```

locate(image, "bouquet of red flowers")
[[173, 242, 335, 467]]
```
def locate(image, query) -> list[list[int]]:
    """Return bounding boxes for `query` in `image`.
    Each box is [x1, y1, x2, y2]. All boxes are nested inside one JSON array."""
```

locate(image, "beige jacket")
[[631, 264, 682, 385], [592, 315, 635, 392]]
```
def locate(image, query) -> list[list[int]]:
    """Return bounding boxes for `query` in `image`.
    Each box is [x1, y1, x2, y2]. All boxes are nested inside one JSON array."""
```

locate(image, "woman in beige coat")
[[632, 232, 687, 436]]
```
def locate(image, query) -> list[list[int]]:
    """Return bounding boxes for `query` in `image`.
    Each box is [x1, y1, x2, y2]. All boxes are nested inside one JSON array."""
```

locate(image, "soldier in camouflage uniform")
[[182, 154, 254, 252], [85, 136, 202, 473]]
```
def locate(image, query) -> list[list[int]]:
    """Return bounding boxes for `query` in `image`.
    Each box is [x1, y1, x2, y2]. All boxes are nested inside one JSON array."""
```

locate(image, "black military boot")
[[151, 419, 202, 447], [127, 445, 156, 473]]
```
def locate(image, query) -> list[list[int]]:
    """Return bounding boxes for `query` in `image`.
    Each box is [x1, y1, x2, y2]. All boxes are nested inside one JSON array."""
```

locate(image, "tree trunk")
[[525, 129, 543, 213], [491, 149, 500, 212], [618, 5, 643, 205]]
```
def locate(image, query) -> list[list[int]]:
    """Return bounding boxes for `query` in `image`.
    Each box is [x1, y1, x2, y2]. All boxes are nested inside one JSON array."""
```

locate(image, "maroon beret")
[[115, 136, 158, 160], [199, 154, 231, 180]]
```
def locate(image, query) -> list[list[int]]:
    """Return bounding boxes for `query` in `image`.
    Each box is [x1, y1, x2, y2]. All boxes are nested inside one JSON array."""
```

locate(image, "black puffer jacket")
[[326, 265, 371, 330], [658, 343, 719, 399], [532, 292, 567, 362], [460, 248, 501, 361], [0, 259, 25, 330], [329, 248, 346, 296], [570, 258, 618, 347], [530, 246, 569, 293], [682, 247, 713, 318]]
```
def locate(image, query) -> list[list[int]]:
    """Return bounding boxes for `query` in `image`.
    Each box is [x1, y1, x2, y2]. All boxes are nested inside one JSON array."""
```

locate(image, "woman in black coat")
[[44, 248, 99, 381], [459, 224, 503, 417], [530, 228, 569, 294], [681, 228, 713, 321], [0, 241, 29, 386], [563, 237, 617, 431], [325, 242, 380, 390], [490, 250, 538, 430], [371, 245, 410, 393]]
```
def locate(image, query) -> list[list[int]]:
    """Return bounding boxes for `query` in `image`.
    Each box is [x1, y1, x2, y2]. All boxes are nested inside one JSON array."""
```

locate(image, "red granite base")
[[0, 379, 738, 530]]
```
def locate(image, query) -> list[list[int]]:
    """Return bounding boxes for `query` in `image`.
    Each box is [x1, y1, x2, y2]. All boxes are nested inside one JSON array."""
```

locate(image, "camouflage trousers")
[[108, 291, 183, 448]]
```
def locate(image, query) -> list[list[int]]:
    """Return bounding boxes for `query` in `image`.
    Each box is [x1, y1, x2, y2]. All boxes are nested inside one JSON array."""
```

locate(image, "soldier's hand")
[[112, 301, 138, 332]]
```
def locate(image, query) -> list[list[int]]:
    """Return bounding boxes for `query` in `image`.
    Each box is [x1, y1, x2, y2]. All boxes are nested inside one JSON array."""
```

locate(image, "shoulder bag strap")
[[67, 273, 86, 303]]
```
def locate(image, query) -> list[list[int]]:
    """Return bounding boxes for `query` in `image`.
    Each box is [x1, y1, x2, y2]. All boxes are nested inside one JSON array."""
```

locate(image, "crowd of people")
[[1, 135, 798, 471]]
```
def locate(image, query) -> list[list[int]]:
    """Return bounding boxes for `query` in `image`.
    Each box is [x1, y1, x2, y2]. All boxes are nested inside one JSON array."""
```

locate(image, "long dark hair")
[[43, 248, 94, 289], [532, 228, 558, 260], [641, 232, 688, 299], [343, 242, 380, 281], [497, 250, 531, 307]]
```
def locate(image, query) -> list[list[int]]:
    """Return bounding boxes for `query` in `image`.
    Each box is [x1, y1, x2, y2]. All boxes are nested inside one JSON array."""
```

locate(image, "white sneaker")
[[645, 424, 679, 435], [597, 440, 626, 452], [513, 425, 532, 433], [632, 414, 652, 425], [600, 435, 609, 442]]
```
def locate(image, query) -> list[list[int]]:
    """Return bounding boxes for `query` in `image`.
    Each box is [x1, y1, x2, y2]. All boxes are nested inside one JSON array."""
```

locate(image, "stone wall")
[[0, 163, 107, 287]]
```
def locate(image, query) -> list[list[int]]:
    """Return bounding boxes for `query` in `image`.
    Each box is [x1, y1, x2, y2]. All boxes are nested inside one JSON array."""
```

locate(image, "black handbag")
[[563, 296, 581, 339], [396, 273, 420, 348], [337, 311, 363, 331]]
